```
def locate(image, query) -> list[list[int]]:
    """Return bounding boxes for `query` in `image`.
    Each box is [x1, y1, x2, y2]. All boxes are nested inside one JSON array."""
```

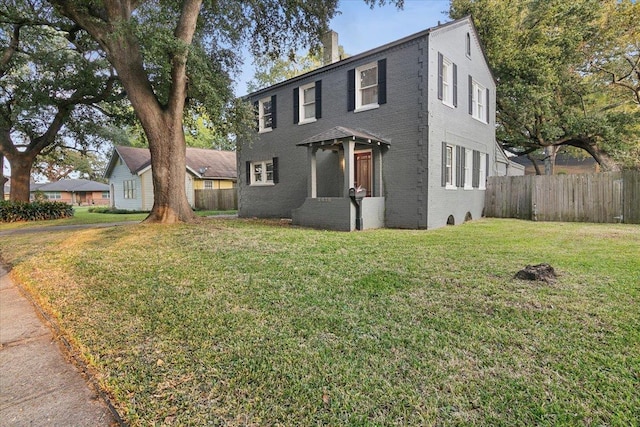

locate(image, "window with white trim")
[[45, 191, 61, 200], [258, 97, 273, 132], [471, 80, 487, 122], [479, 153, 487, 189], [441, 57, 455, 107], [123, 180, 136, 199], [464, 149, 473, 189], [251, 160, 274, 185], [204, 180, 213, 189], [101, 191, 109, 199], [299, 82, 316, 123], [356, 62, 378, 110], [445, 144, 455, 188]]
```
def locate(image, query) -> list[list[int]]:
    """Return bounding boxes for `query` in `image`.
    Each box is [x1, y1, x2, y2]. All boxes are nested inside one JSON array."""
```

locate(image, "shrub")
[[0, 200, 74, 222]]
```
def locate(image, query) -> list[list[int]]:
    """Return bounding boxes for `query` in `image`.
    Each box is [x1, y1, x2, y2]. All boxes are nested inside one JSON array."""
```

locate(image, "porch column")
[[373, 147, 383, 197], [342, 140, 355, 197], [307, 146, 318, 198]]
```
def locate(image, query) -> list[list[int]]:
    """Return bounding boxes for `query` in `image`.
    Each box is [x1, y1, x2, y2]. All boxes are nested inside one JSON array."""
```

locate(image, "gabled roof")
[[35, 179, 109, 192], [106, 146, 237, 180], [247, 15, 487, 98], [297, 126, 390, 148]]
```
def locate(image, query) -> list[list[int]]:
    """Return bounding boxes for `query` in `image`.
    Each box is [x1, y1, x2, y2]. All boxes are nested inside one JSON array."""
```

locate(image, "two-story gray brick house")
[[238, 16, 510, 231]]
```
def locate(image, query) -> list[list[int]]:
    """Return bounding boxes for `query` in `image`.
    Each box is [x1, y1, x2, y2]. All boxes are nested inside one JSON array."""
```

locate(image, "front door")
[[354, 151, 372, 197]]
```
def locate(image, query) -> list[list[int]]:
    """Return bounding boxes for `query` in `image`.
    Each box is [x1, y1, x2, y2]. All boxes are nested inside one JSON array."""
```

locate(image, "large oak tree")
[[49, 0, 401, 223], [450, 0, 640, 172], [1, 1, 121, 201]]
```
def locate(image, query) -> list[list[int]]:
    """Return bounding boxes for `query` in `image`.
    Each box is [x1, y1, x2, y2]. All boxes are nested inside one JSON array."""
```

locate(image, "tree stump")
[[514, 263, 557, 283]]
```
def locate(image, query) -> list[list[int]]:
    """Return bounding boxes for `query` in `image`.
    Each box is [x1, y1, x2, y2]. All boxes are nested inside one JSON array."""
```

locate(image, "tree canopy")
[[449, 0, 640, 172], [0, 0, 124, 201]]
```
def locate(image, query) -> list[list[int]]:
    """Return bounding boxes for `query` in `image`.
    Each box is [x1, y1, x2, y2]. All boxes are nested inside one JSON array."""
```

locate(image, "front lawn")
[[1, 218, 638, 426]]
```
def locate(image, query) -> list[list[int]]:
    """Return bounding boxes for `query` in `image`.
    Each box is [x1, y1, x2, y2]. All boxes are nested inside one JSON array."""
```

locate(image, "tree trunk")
[[568, 140, 621, 172], [7, 153, 36, 202]]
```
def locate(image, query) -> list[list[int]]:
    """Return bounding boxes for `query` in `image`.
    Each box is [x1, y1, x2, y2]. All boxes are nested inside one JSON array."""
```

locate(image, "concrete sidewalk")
[[0, 265, 120, 426]]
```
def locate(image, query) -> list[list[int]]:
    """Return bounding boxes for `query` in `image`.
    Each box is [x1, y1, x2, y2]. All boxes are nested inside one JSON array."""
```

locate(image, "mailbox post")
[[348, 187, 367, 230]]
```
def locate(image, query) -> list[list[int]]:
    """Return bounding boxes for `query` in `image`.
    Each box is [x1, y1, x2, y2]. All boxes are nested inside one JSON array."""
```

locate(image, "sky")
[[235, 0, 451, 95]]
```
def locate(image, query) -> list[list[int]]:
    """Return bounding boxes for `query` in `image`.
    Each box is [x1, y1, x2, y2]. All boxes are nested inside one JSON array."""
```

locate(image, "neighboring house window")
[[123, 179, 136, 199], [348, 59, 387, 112], [294, 81, 322, 124], [256, 95, 277, 132], [204, 180, 213, 189], [45, 192, 61, 200], [101, 191, 109, 199], [438, 53, 457, 107], [469, 76, 489, 123], [247, 158, 279, 186], [441, 142, 456, 188], [464, 149, 473, 189]]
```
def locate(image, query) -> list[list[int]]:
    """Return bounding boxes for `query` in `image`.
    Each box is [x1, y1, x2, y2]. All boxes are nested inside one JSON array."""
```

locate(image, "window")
[[45, 192, 61, 200], [479, 153, 487, 189], [247, 158, 279, 186], [257, 95, 276, 132], [438, 53, 457, 107], [123, 179, 136, 199], [469, 76, 489, 123], [348, 59, 386, 112], [294, 81, 322, 124], [442, 143, 455, 188], [204, 180, 213, 189], [466, 32, 471, 57], [464, 149, 473, 189], [101, 191, 109, 199]]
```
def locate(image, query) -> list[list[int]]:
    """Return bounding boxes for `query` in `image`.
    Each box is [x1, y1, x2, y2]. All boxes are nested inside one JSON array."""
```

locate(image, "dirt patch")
[[514, 263, 557, 284]]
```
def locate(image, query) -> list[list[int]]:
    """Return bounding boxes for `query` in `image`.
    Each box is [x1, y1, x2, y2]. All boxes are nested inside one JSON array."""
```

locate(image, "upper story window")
[[357, 62, 378, 108], [294, 81, 322, 124], [469, 76, 489, 123], [348, 59, 387, 112], [466, 32, 471, 57], [438, 52, 457, 107], [256, 95, 277, 133]]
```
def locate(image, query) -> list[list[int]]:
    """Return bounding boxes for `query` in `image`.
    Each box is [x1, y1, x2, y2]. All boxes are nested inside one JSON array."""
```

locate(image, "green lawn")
[[1, 218, 638, 426], [0, 206, 235, 231]]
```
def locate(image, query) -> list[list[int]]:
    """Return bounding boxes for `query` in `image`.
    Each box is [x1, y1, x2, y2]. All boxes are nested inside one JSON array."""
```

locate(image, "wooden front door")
[[354, 151, 372, 197]]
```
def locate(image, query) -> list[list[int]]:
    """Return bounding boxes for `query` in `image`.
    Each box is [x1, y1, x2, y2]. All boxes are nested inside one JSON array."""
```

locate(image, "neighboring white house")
[[105, 146, 237, 211]]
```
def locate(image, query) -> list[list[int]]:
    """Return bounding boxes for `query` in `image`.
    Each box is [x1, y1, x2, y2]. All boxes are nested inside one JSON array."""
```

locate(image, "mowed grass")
[[1, 218, 638, 426]]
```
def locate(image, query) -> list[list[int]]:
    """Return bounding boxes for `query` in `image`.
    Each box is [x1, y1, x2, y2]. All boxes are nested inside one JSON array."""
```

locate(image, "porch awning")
[[296, 126, 390, 149]]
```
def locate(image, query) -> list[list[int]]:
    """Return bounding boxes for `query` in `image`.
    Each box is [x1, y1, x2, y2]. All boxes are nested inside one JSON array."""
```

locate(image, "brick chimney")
[[322, 30, 339, 65]]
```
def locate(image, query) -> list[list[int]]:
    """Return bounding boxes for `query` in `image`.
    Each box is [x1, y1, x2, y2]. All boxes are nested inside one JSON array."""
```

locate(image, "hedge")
[[0, 200, 74, 222]]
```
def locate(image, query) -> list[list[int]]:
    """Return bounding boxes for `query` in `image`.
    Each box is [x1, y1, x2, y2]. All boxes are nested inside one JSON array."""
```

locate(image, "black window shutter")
[[246, 161, 251, 184], [253, 100, 259, 131], [270, 95, 277, 129], [453, 63, 458, 107], [347, 68, 355, 111], [437, 53, 443, 101], [456, 146, 463, 187], [485, 152, 490, 180], [315, 80, 322, 119], [468, 75, 473, 115], [460, 147, 466, 187], [441, 141, 447, 187], [272, 157, 279, 184], [293, 88, 299, 124], [486, 88, 490, 123], [377, 58, 387, 105], [472, 150, 480, 188]]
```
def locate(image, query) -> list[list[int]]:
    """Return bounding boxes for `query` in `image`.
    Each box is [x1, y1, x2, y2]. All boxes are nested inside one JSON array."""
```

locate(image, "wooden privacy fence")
[[195, 188, 237, 211], [485, 171, 640, 224]]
